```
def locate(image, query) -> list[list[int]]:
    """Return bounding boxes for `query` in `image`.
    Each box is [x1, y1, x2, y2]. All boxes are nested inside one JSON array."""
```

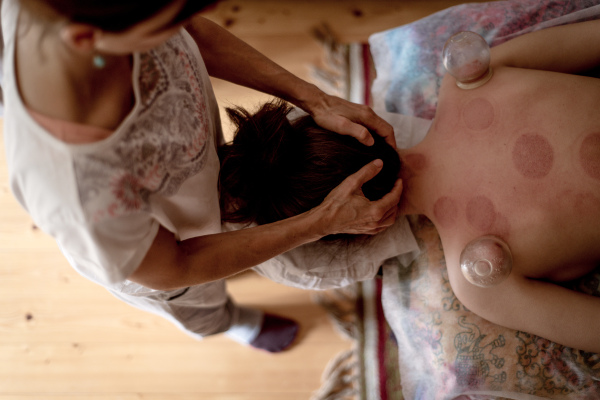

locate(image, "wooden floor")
[[0, 1, 483, 399]]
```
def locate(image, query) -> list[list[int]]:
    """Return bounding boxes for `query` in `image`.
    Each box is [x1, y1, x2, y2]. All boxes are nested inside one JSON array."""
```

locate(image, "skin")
[[396, 19, 600, 353], [15, 1, 402, 290]]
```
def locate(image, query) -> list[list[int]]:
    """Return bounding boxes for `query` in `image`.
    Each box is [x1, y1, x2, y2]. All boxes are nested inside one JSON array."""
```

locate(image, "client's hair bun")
[[218, 100, 401, 227], [219, 100, 300, 225]]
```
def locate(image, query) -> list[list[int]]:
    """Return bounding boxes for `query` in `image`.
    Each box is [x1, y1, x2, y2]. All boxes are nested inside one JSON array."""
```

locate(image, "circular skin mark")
[[512, 134, 554, 179], [574, 192, 600, 214], [580, 133, 600, 181], [466, 196, 496, 232], [556, 190, 600, 222], [404, 153, 428, 172], [462, 98, 495, 130], [491, 213, 511, 239], [433, 196, 459, 228]]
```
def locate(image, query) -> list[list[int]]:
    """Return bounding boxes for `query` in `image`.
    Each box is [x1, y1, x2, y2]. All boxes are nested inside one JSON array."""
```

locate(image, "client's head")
[[218, 100, 401, 227]]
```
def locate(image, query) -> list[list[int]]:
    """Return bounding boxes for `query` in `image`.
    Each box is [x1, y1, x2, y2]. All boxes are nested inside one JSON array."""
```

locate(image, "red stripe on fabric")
[[362, 44, 372, 106], [376, 278, 389, 400]]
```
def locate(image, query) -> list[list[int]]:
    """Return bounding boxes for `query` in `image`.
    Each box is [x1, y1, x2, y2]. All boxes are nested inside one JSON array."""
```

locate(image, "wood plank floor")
[[0, 1, 490, 398]]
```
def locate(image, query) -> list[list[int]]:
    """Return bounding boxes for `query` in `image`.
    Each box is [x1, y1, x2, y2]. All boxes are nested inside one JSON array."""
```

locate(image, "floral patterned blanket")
[[383, 216, 600, 400], [368, 1, 600, 399], [370, 0, 600, 120]]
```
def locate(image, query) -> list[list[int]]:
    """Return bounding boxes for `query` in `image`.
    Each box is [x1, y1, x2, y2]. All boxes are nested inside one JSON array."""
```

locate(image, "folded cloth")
[[234, 215, 420, 291]]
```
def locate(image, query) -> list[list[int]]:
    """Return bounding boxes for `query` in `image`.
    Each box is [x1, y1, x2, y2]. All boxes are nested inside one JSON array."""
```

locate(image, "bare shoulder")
[[446, 251, 518, 321], [441, 233, 527, 325], [444, 240, 600, 352]]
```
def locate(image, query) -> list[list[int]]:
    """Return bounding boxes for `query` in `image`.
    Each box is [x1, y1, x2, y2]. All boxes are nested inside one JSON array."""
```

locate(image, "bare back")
[[401, 66, 600, 282]]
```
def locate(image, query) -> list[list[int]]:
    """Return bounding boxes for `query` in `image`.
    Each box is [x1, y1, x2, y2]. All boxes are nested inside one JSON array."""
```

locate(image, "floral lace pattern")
[[74, 34, 211, 223]]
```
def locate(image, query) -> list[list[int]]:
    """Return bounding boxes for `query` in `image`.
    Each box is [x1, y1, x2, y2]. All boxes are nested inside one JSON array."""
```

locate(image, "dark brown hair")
[[20, 0, 217, 32], [218, 100, 401, 227]]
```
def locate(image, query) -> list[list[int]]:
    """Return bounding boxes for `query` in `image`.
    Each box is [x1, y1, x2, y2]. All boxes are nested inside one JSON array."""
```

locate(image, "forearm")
[[184, 16, 322, 109], [491, 19, 600, 73], [133, 209, 326, 291], [185, 16, 396, 147], [179, 211, 325, 282], [130, 160, 401, 291]]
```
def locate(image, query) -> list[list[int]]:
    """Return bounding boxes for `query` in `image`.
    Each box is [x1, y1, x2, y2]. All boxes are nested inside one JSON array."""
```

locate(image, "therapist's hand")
[[304, 92, 397, 150], [311, 159, 403, 236]]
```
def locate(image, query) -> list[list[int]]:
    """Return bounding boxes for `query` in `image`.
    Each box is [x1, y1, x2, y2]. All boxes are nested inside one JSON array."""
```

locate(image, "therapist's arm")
[[183, 15, 395, 148], [128, 161, 403, 291]]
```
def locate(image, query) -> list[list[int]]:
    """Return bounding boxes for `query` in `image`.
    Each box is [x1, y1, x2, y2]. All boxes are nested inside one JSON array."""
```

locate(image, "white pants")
[[108, 279, 261, 341]]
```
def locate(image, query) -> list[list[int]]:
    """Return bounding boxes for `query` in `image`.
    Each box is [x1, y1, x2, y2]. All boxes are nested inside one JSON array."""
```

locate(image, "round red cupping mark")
[[466, 195, 496, 232], [491, 213, 511, 239], [403, 153, 428, 174], [512, 134, 554, 179], [575, 192, 600, 208], [580, 133, 600, 181], [433, 196, 459, 228], [462, 98, 495, 130]]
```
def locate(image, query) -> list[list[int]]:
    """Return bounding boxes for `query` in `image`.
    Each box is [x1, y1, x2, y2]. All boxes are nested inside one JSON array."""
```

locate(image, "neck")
[[16, 15, 134, 129], [397, 148, 430, 218]]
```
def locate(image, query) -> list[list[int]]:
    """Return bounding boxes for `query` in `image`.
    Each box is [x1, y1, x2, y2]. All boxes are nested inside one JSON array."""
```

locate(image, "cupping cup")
[[442, 31, 493, 89], [460, 235, 512, 287]]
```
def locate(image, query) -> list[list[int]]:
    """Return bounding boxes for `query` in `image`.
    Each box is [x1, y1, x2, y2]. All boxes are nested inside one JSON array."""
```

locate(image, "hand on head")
[[304, 92, 397, 149], [311, 159, 403, 236], [219, 100, 403, 238]]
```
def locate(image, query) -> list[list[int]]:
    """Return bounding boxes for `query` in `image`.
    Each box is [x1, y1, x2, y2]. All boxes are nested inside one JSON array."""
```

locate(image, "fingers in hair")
[[373, 178, 403, 209], [337, 159, 383, 194], [354, 106, 395, 148]]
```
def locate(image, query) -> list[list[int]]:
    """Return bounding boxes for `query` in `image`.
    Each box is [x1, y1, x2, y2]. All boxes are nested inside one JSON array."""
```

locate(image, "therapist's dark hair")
[[19, 0, 217, 32], [218, 100, 401, 226]]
